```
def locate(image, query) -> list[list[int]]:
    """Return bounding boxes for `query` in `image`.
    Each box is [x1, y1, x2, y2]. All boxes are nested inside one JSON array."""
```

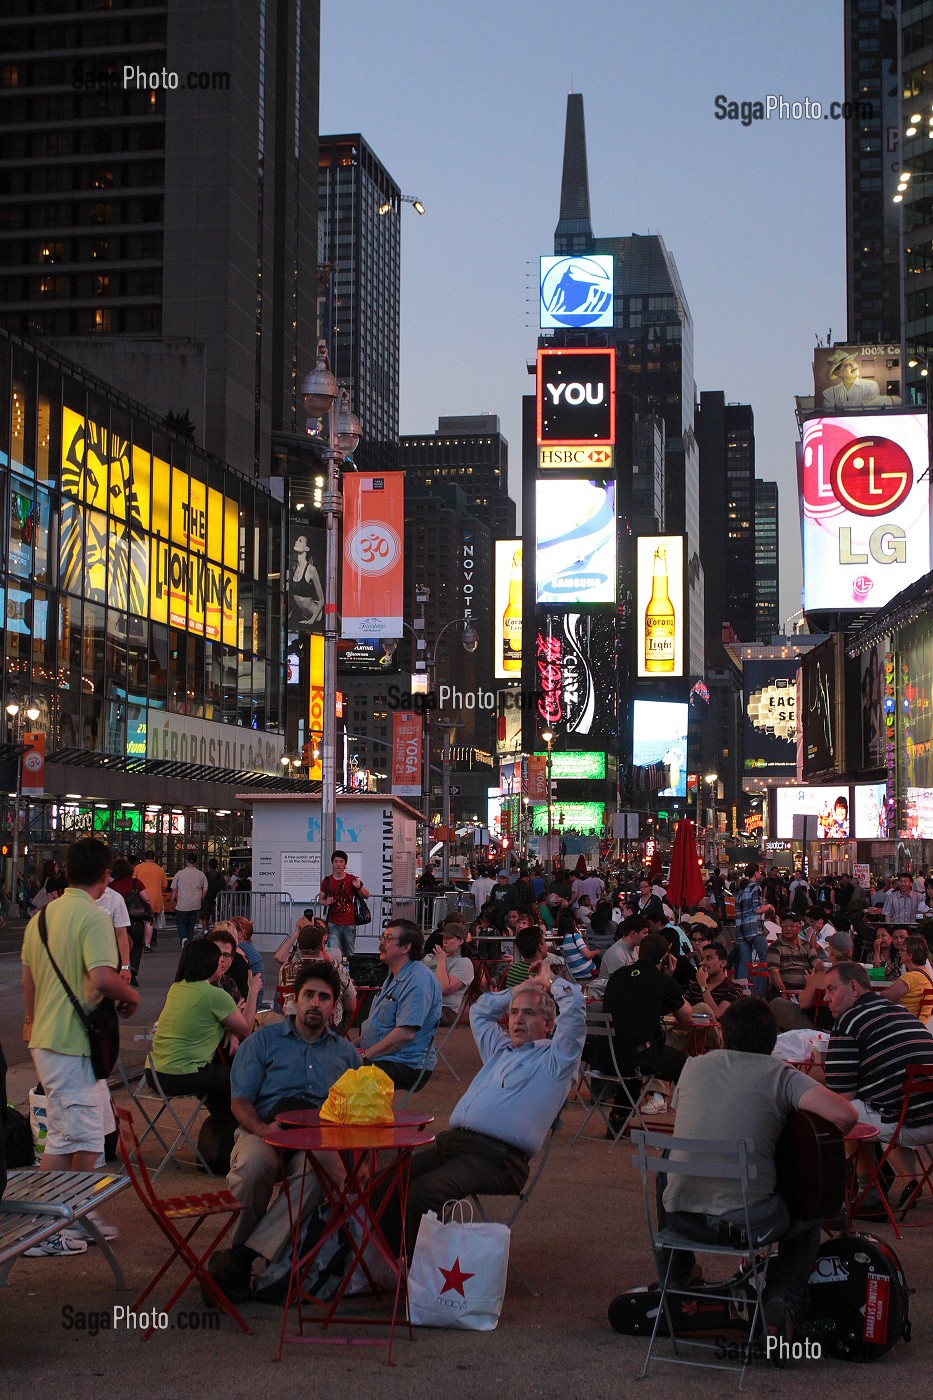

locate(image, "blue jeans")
[[735, 932, 768, 982], [175, 909, 199, 945], [327, 922, 356, 958]]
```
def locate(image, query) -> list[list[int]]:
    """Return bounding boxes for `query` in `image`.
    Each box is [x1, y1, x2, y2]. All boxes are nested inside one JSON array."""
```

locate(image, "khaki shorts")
[[31, 1047, 111, 1157]]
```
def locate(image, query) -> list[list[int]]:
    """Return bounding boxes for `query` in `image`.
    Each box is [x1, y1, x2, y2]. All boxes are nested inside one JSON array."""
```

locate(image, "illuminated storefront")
[[0, 327, 291, 871]]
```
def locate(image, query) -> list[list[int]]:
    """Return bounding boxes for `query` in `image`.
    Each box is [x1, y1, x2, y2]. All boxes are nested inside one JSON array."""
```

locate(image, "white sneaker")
[[641, 1094, 668, 1116], [24, 1232, 88, 1258]]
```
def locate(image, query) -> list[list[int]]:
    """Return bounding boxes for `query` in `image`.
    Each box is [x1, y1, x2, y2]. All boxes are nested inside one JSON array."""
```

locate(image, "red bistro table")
[[276, 1108, 435, 1130], [263, 1123, 435, 1363]]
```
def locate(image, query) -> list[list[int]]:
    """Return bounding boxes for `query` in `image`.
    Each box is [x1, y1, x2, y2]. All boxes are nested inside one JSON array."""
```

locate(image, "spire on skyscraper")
[[554, 92, 593, 252]]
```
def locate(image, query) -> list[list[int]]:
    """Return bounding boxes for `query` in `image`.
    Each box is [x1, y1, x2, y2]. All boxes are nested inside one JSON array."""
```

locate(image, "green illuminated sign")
[[93, 809, 142, 833], [531, 801, 605, 835], [534, 750, 606, 780]]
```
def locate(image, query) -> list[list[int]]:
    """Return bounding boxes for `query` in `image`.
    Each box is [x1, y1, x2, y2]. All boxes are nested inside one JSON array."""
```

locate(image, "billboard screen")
[[813, 345, 902, 411], [535, 478, 615, 604], [801, 636, 845, 779], [636, 535, 685, 678], [800, 412, 930, 612], [533, 750, 607, 780], [743, 659, 799, 776], [905, 789, 933, 840], [774, 785, 851, 839], [60, 407, 239, 645], [858, 639, 888, 769], [531, 801, 605, 835], [853, 782, 890, 839], [287, 522, 325, 632], [338, 638, 400, 675], [632, 700, 688, 797], [536, 348, 615, 446], [532, 610, 617, 749], [540, 254, 614, 329], [494, 539, 523, 679]]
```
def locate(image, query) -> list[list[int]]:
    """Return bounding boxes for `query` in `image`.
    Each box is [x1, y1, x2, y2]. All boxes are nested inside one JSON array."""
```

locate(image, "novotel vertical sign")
[[536, 348, 615, 447]]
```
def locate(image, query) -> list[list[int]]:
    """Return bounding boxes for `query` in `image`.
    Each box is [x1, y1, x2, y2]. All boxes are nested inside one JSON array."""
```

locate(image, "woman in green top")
[[149, 938, 258, 1115]]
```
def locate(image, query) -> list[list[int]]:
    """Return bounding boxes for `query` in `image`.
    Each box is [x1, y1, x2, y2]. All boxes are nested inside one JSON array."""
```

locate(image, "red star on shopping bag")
[[438, 1257, 475, 1296]]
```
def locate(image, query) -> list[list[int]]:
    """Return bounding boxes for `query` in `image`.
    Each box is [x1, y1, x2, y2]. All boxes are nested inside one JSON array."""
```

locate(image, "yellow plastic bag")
[[319, 1065, 395, 1125]]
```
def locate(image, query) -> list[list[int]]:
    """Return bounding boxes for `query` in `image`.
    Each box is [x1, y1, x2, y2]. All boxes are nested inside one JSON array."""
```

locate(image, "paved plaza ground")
[[1, 936, 930, 1397]]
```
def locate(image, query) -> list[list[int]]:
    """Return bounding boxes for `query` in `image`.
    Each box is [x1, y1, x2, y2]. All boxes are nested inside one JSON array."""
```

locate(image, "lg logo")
[[545, 381, 605, 406]]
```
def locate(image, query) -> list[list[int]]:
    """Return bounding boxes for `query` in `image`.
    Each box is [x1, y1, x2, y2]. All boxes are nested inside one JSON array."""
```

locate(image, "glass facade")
[[0, 329, 285, 760]]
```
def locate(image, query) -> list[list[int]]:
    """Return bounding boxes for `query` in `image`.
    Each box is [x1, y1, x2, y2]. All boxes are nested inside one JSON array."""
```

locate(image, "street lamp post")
[[7, 700, 40, 909], [301, 342, 361, 877], [541, 729, 554, 873]]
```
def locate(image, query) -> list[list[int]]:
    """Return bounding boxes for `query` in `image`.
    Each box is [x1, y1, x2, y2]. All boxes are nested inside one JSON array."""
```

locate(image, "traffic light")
[[501, 837, 510, 849], [0, 844, 7, 857], [301, 742, 314, 766]]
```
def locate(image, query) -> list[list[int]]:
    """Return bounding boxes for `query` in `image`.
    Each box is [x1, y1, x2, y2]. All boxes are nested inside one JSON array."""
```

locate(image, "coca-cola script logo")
[[535, 615, 595, 736], [344, 521, 401, 576], [829, 436, 913, 517]]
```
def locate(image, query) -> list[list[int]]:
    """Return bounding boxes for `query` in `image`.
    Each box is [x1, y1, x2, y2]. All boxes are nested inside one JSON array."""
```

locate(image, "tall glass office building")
[[0, 328, 293, 874]]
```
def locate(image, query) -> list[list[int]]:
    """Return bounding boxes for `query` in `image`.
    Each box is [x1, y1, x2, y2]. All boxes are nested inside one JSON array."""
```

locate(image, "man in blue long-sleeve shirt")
[[386, 964, 586, 1255]]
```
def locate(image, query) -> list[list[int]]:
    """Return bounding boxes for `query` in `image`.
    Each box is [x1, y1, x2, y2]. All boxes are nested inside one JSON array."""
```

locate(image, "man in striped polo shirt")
[[824, 961, 933, 1214]]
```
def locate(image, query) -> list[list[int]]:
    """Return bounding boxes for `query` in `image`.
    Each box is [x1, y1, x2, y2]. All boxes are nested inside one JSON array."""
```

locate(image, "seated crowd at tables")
[[20, 840, 933, 1355]]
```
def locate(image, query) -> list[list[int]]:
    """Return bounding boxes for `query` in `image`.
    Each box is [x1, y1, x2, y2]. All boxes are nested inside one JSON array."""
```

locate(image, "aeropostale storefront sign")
[[146, 711, 281, 775]]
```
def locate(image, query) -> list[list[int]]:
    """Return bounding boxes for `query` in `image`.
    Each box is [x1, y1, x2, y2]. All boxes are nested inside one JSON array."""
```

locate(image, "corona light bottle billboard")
[[502, 545, 522, 672], [644, 546, 676, 672]]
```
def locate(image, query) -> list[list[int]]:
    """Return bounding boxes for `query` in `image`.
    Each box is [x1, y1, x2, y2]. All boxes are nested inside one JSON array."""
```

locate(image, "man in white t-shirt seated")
[[599, 915, 647, 979], [656, 998, 856, 1352]]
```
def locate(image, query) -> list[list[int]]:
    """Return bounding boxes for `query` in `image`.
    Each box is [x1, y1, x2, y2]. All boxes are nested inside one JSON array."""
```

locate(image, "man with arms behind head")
[[659, 999, 857, 1352], [382, 962, 585, 1255]]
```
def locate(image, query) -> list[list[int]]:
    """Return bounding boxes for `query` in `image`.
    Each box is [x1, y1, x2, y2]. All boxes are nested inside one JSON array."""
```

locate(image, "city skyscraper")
[[0, 0, 320, 477], [317, 134, 400, 474], [697, 391, 756, 653], [540, 91, 704, 676], [754, 479, 780, 642], [844, 0, 901, 345], [398, 415, 516, 539]]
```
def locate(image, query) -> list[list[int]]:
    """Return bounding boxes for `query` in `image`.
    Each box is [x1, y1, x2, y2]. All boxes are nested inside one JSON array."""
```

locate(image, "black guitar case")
[[608, 1234, 910, 1362]]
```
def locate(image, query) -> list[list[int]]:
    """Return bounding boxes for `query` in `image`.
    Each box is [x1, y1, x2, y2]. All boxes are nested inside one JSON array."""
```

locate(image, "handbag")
[[38, 908, 120, 1081], [407, 1201, 510, 1331], [353, 888, 372, 926]]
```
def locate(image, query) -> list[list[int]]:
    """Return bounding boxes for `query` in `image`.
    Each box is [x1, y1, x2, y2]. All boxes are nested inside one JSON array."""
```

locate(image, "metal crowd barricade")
[[214, 891, 414, 953]]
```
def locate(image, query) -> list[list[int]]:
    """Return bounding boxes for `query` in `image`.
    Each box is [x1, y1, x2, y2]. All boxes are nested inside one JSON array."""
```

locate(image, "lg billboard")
[[800, 412, 930, 612]]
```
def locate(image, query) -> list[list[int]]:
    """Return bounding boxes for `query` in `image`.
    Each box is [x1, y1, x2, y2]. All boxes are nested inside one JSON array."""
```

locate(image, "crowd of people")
[[10, 840, 933, 1362]]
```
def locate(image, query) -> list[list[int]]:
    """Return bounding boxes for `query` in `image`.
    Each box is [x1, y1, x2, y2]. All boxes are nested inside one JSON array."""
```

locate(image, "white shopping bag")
[[407, 1202, 510, 1331]]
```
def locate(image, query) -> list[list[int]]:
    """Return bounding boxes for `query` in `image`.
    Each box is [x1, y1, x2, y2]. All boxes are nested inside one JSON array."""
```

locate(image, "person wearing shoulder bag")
[[20, 840, 138, 1199]]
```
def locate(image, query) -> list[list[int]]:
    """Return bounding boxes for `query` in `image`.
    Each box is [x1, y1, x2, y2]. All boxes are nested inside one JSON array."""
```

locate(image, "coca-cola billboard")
[[527, 610, 616, 750]]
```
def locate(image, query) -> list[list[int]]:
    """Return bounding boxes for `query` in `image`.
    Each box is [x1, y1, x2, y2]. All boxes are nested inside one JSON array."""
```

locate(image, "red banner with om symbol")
[[341, 473, 404, 638]]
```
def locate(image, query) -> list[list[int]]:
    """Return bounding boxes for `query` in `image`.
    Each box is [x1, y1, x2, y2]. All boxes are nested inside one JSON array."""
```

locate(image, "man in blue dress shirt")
[[383, 962, 586, 1255], [359, 919, 442, 1091], [208, 960, 360, 1298]]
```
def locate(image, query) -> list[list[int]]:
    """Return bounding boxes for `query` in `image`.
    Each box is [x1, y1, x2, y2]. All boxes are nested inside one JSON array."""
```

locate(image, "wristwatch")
[[121, 964, 131, 972]]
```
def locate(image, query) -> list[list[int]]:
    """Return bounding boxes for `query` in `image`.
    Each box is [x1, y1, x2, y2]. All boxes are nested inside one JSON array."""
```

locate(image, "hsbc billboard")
[[536, 348, 615, 446], [800, 412, 931, 612]]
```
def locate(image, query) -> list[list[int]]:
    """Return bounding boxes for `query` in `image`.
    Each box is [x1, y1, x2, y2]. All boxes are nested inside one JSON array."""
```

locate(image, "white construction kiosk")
[[238, 792, 423, 953]]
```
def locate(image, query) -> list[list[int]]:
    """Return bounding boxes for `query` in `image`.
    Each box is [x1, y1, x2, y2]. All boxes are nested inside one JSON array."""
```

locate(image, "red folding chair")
[[848, 1064, 933, 1239], [915, 987, 933, 1026], [114, 1106, 252, 1337]]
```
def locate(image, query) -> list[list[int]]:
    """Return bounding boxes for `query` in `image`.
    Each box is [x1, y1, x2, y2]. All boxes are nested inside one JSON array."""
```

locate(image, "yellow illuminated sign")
[[61, 408, 238, 644]]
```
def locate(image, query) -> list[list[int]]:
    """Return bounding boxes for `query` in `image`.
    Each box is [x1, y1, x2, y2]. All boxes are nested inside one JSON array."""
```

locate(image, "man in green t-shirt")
[[22, 839, 138, 1174]]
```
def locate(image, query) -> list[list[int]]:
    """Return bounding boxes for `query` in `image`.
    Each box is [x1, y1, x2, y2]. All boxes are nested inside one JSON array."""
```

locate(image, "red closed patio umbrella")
[[667, 818, 705, 912]]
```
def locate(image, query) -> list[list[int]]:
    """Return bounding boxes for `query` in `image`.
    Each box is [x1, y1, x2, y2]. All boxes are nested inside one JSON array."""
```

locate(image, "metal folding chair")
[[631, 1129, 774, 1389], [114, 1107, 251, 1337], [434, 964, 484, 1080], [571, 1011, 651, 1145], [469, 1115, 561, 1297], [849, 1062, 933, 1237], [396, 1039, 437, 1110], [135, 1059, 213, 1179]]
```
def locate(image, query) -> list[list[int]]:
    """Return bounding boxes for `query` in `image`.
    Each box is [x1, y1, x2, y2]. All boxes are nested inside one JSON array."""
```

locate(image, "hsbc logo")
[[545, 380, 605, 406], [537, 347, 615, 447]]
